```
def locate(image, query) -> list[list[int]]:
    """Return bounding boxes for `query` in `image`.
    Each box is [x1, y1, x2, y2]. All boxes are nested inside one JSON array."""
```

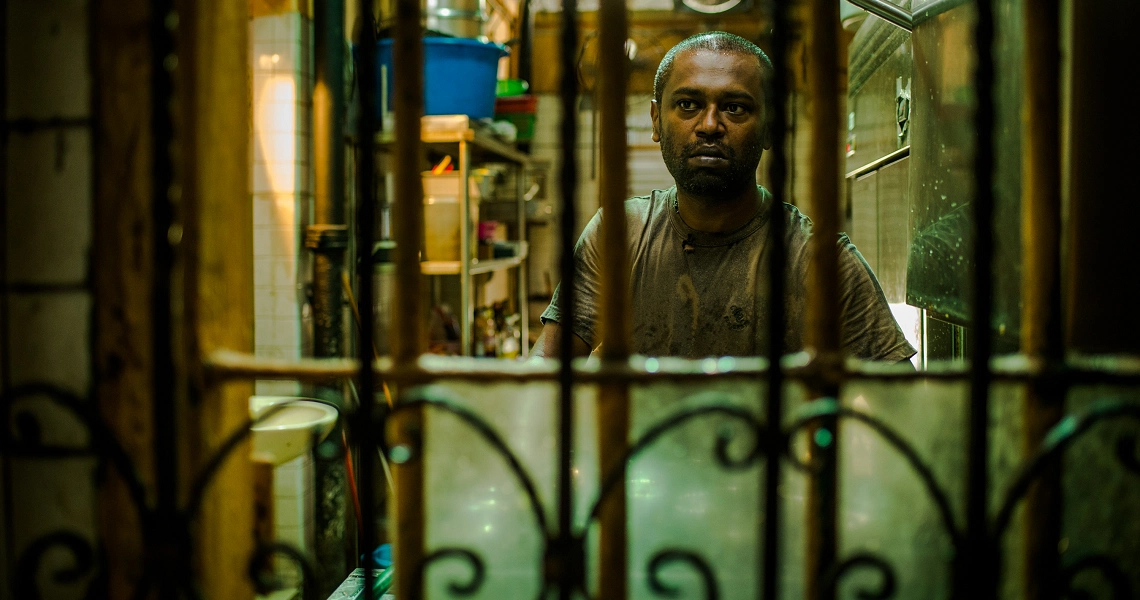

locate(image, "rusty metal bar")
[[353, 1, 380, 598], [965, 0, 996, 595], [595, 0, 630, 595], [555, 0, 580, 596], [805, 0, 843, 594], [388, 0, 427, 595], [149, 0, 180, 595], [204, 350, 1140, 386], [1020, 0, 1064, 597], [763, 0, 791, 597]]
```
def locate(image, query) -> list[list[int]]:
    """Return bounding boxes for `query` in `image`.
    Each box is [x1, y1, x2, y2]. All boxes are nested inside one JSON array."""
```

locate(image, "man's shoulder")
[[622, 186, 675, 224]]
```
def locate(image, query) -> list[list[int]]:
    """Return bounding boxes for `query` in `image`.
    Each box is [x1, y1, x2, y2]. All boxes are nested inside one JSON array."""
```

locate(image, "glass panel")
[[837, 378, 968, 598], [906, 0, 1023, 352], [1061, 385, 1140, 596]]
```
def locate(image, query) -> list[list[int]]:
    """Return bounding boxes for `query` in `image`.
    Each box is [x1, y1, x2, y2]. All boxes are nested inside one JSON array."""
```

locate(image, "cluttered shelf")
[[373, 115, 531, 166]]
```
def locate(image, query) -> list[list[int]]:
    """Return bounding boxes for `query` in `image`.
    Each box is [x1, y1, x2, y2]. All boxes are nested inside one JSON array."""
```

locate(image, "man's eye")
[[677, 100, 697, 110], [725, 103, 747, 114]]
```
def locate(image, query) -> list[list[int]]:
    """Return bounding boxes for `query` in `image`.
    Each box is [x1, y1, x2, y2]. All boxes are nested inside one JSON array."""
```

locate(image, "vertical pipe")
[[965, 0, 996, 595], [312, 0, 350, 591], [556, 0, 580, 597], [1020, 0, 1064, 597], [389, 0, 425, 598], [149, 0, 179, 595], [763, 0, 791, 598], [805, 0, 841, 595], [596, 0, 630, 596], [516, 165, 530, 357], [460, 141, 472, 355], [353, 0, 379, 598]]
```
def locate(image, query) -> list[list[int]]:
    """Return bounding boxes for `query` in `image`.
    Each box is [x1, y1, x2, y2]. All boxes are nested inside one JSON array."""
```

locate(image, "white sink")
[[249, 396, 339, 466]]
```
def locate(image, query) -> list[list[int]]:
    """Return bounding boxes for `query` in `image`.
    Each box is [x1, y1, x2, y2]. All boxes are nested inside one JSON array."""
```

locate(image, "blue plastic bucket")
[[377, 37, 508, 120]]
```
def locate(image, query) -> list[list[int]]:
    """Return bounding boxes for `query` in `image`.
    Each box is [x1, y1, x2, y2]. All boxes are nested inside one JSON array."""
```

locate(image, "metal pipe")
[[311, 1, 351, 591], [845, 0, 912, 31], [353, 0, 380, 597], [312, 0, 349, 364], [389, 0, 426, 596], [762, 0, 791, 597], [516, 162, 530, 358], [555, 0, 580, 596], [1019, 1, 1065, 597], [805, 0, 843, 594], [965, 0, 997, 595], [595, 0, 630, 595], [460, 140, 472, 354]]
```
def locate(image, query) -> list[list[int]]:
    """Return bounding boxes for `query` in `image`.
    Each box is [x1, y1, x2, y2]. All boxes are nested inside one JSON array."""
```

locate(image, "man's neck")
[[676, 184, 763, 233]]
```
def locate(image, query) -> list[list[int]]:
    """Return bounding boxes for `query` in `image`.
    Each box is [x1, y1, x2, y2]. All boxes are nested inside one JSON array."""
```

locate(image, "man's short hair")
[[653, 31, 775, 111]]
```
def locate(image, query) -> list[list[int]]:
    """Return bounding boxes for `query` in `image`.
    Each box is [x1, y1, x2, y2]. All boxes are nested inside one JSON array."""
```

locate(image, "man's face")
[[652, 48, 771, 198]]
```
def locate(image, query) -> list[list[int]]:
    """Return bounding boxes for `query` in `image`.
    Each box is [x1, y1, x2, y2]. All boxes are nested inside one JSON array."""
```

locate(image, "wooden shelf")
[[421, 252, 527, 276], [375, 115, 531, 165]]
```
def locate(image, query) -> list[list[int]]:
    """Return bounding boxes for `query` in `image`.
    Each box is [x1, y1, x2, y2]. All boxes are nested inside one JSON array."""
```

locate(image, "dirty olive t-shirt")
[[541, 186, 916, 361]]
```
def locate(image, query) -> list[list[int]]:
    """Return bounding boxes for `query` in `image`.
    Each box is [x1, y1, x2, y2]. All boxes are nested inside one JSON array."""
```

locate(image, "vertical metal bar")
[[1020, 0, 1064, 597], [556, 0, 580, 597], [805, 0, 842, 596], [763, 0, 791, 598], [353, 0, 379, 597], [390, 0, 426, 598], [517, 164, 530, 358], [596, 0, 630, 595], [460, 140, 472, 355], [0, 0, 13, 578], [150, 0, 179, 595], [312, 0, 351, 590], [966, 0, 996, 595]]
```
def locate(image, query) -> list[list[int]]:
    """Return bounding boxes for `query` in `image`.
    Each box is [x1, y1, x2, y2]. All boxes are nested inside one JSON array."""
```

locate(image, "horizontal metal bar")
[[203, 349, 1140, 385], [1, 281, 90, 294], [846, 146, 910, 179], [845, 0, 912, 30], [3, 116, 92, 133]]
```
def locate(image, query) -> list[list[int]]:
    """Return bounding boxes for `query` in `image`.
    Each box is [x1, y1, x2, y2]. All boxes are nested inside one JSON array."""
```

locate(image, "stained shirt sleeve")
[[836, 234, 918, 362], [540, 209, 604, 349]]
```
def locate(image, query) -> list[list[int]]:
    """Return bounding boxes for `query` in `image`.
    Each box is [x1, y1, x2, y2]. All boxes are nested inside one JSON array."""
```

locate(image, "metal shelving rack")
[[378, 115, 531, 357]]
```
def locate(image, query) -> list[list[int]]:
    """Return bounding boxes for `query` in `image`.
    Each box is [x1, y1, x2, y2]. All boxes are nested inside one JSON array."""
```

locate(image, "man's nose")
[[695, 107, 725, 138]]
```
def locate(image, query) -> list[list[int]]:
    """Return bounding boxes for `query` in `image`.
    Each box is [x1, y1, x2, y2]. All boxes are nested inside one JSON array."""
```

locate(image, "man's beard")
[[661, 138, 762, 199]]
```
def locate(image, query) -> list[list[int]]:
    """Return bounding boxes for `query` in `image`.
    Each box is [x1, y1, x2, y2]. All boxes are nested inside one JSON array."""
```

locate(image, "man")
[[534, 32, 915, 363]]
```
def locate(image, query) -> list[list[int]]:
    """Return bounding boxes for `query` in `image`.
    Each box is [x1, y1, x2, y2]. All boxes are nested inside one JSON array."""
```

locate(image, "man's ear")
[[650, 100, 661, 143]]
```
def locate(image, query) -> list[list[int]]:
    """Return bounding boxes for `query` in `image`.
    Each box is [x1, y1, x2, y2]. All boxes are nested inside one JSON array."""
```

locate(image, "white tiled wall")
[[3, 1, 97, 598], [250, 11, 318, 569], [251, 13, 313, 397]]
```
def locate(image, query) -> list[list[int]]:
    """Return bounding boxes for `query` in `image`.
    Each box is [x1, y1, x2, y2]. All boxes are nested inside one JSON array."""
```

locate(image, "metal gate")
[[4, 0, 1139, 598]]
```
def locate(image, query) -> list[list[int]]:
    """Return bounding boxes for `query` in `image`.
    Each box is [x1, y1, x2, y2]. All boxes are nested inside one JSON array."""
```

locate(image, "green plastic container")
[[496, 78, 530, 97]]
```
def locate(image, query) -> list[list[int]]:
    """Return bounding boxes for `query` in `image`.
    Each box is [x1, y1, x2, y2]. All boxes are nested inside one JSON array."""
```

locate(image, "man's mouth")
[[688, 145, 728, 159]]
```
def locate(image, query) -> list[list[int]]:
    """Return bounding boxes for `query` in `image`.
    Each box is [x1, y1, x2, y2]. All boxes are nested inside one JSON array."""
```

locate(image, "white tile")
[[251, 15, 274, 44], [6, 0, 91, 119], [5, 129, 92, 284], [7, 292, 91, 392], [269, 228, 296, 258], [253, 228, 272, 257], [253, 164, 273, 195], [256, 380, 301, 396], [271, 260, 294, 288], [274, 292, 298, 319]]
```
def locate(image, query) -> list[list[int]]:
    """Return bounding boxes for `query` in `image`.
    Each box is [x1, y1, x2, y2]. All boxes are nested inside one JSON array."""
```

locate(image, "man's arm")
[[531, 322, 592, 359]]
